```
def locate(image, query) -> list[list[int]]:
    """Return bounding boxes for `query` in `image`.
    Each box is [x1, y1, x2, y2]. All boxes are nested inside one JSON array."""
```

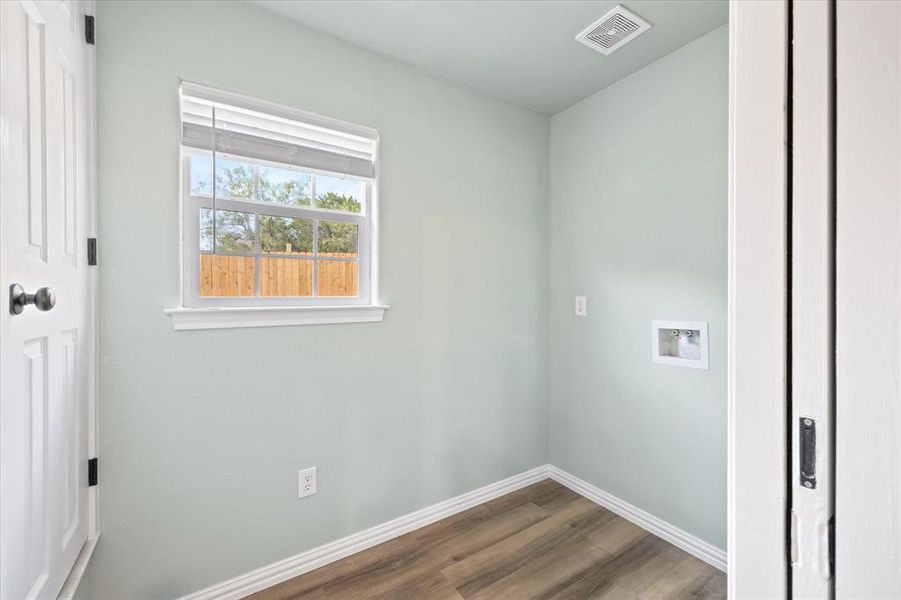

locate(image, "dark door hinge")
[[88, 457, 98, 486], [84, 15, 95, 45], [87, 238, 97, 266]]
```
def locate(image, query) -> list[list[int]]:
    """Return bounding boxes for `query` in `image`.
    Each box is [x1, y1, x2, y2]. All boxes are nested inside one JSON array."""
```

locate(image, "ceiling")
[[250, 1, 728, 115]]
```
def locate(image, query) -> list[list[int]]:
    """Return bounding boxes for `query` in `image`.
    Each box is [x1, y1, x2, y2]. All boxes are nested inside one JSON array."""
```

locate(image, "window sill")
[[164, 304, 388, 330]]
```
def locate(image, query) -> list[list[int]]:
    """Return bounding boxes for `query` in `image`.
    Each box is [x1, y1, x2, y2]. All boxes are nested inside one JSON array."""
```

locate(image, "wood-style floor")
[[248, 479, 726, 600]]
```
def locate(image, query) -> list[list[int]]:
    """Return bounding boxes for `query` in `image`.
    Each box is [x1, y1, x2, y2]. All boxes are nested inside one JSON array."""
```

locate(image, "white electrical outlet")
[[298, 467, 317, 498], [575, 296, 587, 316]]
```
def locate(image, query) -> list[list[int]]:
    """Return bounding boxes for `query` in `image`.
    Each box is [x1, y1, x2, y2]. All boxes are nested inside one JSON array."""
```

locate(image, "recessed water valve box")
[[651, 320, 709, 369]]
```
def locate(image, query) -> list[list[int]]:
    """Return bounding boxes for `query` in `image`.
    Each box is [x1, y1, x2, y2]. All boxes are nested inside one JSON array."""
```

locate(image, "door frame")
[[834, 1, 901, 596], [727, 0, 790, 596], [789, 0, 835, 595], [51, 1, 100, 595]]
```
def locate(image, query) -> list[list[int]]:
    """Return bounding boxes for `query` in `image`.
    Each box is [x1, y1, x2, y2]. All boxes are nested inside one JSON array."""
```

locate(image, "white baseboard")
[[181, 464, 726, 599], [179, 465, 550, 600], [547, 465, 727, 572]]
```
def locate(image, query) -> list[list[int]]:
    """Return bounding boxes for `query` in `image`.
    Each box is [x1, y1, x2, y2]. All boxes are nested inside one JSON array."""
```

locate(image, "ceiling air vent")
[[575, 5, 652, 56]]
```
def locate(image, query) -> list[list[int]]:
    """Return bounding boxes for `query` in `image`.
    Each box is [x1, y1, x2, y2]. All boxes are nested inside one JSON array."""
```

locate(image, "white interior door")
[[0, 1, 96, 598], [835, 1, 901, 597]]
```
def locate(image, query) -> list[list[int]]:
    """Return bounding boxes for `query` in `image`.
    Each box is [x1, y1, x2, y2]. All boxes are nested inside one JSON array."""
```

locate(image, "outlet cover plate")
[[575, 296, 587, 316], [298, 467, 317, 498]]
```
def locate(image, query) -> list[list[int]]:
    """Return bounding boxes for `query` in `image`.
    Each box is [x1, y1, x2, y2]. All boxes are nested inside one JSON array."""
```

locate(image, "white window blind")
[[179, 82, 378, 179]]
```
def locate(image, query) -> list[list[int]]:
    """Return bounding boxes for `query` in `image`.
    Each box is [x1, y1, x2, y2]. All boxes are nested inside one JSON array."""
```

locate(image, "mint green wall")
[[547, 25, 729, 549], [86, 2, 727, 596], [87, 1, 548, 597]]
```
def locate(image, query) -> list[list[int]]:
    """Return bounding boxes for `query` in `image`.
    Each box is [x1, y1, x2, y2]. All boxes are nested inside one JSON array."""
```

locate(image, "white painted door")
[[0, 1, 96, 598], [835, 0, 901, 597]]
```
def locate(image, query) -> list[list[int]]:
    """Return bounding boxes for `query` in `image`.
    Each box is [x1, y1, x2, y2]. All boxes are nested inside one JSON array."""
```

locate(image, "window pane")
[[190, 155, 213, 195], [318, 260, 358, 297], [316, 175, 363, 213], [317, 221, 358, 258], [200, 208, 256, 253], [260, 215, 313, 254], [260, 257, 313, 297], [199, 255, 255, 297], [259, 165, 312, 206], [215, 158, 255, 200]]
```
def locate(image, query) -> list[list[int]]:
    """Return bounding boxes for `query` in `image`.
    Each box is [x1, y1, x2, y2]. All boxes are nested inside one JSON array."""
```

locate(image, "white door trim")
[[82, 0, 99, 544], [728, 0, 790, 597], [78, 0, 101, 592], [80, 2, 100, 592], [790, 0, 835, 595], [835, 1, 901, 596], [58, 535, 99, 600]]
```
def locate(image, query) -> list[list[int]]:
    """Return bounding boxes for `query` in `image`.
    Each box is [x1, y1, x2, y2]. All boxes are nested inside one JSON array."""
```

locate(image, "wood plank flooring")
[[247, 479, 725, 600]]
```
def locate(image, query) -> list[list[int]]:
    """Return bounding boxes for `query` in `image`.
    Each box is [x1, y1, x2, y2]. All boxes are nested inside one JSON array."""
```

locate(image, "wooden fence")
[[200, 254, 358, 297]]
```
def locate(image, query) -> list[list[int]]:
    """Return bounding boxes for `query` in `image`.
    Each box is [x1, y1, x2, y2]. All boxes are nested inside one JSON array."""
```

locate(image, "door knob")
[[9, 284, 56, 315]]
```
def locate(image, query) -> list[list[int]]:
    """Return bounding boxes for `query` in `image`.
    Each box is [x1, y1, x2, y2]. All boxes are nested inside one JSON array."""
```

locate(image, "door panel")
[[61, 61, 79, 264], [62, 329, 80, 548], [22, 337, 50, 598], [26, 14, 48, 261]]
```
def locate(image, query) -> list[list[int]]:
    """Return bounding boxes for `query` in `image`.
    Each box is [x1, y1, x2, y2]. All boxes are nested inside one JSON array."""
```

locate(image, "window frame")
[[180, 150, 373, 308]]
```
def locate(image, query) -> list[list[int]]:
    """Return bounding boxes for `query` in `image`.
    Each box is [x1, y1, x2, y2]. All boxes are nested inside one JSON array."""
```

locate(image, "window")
[[177, 83, 381, 321]]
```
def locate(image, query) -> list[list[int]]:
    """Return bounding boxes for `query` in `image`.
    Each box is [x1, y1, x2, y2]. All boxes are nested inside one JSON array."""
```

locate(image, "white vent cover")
[[575, 5, 652, 56]]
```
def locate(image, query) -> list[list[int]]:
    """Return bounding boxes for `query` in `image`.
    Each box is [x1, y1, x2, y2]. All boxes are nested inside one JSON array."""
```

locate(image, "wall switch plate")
[[575, 296, 587, 316], [298, 467, 317, 498]]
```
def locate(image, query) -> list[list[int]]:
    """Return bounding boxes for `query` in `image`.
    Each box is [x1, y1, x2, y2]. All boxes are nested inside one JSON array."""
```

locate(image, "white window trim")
[[170, 153, 387, 329], [164, 304, 388, 331], [166, 86, 387, 330]]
